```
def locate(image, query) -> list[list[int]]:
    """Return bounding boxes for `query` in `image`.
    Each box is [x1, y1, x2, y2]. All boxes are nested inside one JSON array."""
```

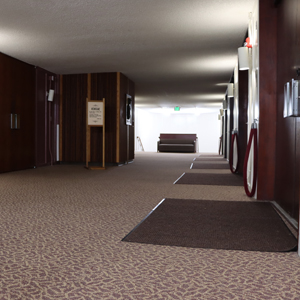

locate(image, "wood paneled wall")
[[229, 96, 234, 143], [35, 67, 60, 167], [237, 70, 248, 175], [61, 72, 134, 164], [257, 0, 278, 201], [61, 74, 88, 162], [274, 0, 300, 219], [0, 53, 35, 173], [90, 72, 117, 163], [256, 0, 300, 219], [119, 72, 135, 163], [223, 108, 228, 159]]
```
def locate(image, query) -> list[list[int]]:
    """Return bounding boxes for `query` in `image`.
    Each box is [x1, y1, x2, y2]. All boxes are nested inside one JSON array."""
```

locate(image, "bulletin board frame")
[[86, 97, 105, 170]]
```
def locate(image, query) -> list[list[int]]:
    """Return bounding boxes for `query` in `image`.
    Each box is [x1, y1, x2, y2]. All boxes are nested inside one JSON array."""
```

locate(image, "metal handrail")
[[137, 136, 144, 151]]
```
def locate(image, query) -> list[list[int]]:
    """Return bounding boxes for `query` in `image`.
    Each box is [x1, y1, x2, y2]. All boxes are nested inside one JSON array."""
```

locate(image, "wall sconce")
[[284, 79, 300, 117], [222, 98, 228, 110], [238, 37, 252, 70], [227, 83, 234, 97], [238, 47, 250, 70]]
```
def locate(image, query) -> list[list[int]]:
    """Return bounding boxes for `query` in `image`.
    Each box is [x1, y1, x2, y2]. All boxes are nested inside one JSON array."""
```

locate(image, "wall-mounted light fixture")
[[238, 37, 252, 71], [284, 79, 300, 117], [227, 83, 234, 98], [222, 98, 228, 110], [238, 47, 250, 70]]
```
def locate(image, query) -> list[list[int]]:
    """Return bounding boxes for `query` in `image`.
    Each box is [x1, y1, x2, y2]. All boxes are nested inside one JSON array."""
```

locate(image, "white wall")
[[135, 108, 221, 153]]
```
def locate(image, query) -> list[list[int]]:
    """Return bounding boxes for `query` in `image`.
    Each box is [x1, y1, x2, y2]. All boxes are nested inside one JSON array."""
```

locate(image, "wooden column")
[[116, 72, 120, 163], [86, 74, 105, 170], [257, 0, 278, 200], [86, 98, 105, 170]]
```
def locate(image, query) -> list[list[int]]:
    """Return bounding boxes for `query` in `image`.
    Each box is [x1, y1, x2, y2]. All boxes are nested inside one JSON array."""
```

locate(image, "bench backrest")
[[159, 133, 197, 140]]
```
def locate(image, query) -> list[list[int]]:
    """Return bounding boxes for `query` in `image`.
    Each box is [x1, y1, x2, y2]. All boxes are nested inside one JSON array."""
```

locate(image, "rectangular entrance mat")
[[198, 154, 222, 157], [194, 157, 226, 162], [122, 199, 297, 252], [190, 162, 229, 169], [174, 172, 243, 186]]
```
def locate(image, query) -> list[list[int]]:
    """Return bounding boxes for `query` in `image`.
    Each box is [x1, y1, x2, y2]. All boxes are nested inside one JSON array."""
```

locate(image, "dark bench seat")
[[157, 134, 197, 153]]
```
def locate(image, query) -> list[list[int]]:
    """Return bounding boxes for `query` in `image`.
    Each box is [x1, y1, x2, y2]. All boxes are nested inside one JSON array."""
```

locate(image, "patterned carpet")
[[0, 152, 300, 299]]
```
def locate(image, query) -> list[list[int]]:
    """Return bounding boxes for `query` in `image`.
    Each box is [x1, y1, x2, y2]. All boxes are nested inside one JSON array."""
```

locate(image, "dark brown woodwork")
[[223, 108, 228, 159], [61, 72, 134, 164], [90, 72, 117, 163], [229, 96, 234, 137], [128, 78, 135, 161], [256, 0, 278, 200], [35, 67, 60, 167], [237, 70, 248, 175], [274, 0, 299, 219], [119, 74, 127, 163], [0, 53, 35, 173], [61, 74, 88, 162], [119, 73, 135, 163]]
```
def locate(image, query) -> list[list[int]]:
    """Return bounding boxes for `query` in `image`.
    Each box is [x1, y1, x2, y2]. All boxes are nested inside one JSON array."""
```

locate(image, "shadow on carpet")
[[122, 199, 297, 252], [174, 172, 243, 186]]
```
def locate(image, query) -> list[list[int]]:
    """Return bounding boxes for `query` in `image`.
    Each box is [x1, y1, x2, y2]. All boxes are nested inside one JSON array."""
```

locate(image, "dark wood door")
[[0, 53, 35, 173]]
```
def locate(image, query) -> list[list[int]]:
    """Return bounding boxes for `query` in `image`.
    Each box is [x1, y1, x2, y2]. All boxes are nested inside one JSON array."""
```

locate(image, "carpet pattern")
[[0, 152, 300, 299], [123, 199, 297, 251]]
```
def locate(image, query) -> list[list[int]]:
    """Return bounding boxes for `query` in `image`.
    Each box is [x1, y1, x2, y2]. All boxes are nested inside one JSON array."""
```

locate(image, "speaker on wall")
[[126, 94, 132, 126]]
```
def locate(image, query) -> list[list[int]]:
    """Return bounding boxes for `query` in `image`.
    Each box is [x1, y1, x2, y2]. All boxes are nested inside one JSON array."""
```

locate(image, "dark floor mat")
[[174, 172, 243, 186], [122, 199, 297, 252], [194, 157, 226, 162], [191, 162, 229, 169]]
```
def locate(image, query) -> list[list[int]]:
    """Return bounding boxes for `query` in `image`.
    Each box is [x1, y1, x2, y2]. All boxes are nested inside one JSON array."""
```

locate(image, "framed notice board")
[[87, 101, 104, 126], [86, 98, 105, 170]]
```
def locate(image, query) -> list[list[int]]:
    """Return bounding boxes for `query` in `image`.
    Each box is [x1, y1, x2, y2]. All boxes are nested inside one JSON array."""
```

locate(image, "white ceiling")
[[0, 0, 256, 109]]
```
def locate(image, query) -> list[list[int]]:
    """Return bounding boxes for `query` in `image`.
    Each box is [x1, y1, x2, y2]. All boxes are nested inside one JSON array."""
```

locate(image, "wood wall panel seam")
[[59, 75, 63, 161], [116, 72, 120, 163], [103, 98, 106, 168], [88, 73, 91, 100], [87, 74, 91, 163]]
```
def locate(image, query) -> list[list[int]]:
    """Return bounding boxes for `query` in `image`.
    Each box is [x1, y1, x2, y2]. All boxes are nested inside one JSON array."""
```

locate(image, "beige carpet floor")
[[0, 152, 299, 299]]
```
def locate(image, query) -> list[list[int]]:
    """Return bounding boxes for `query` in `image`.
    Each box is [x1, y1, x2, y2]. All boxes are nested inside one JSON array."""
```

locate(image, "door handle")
[[15, 114, 18, 129], [15, 114, 20, 129], [10, 114, 20, 129], [10, 114, 15, 129]]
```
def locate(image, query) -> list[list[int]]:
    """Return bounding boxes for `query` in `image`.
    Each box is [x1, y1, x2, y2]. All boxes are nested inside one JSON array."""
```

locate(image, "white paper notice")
[[88, 102, 103, 126]]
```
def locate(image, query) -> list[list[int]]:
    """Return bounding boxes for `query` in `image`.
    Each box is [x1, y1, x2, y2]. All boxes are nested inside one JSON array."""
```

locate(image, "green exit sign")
[[174, 106, 180, 111]]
